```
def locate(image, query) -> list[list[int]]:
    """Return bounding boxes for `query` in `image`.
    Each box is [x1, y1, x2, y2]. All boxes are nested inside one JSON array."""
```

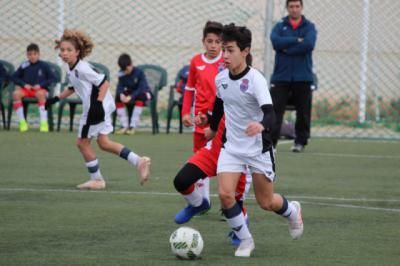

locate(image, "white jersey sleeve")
[[81, 63, 106, 87], [252, 71, 272, 107]]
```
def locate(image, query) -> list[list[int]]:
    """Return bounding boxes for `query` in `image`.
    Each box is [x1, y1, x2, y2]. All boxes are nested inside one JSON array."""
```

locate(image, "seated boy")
[[11, 43, 56, 132], [115, 53, 152, 135]]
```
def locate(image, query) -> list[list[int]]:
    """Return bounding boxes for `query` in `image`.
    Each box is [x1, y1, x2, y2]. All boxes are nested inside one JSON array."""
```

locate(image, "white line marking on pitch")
[[0, 187, 399, 213]]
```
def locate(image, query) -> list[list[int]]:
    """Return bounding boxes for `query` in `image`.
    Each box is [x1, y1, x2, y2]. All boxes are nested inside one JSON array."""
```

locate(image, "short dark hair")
[[203, 21, 223, 39], [286, 0, 303, 6], [27, 43, 40, 52], [222, 23, 252, 51], [118, 53, 132, 71]]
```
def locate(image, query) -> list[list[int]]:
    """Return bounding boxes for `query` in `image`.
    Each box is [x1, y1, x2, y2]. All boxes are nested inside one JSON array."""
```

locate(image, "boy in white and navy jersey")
[[208, 23, 304, 257], [47, 29, 151, 190]]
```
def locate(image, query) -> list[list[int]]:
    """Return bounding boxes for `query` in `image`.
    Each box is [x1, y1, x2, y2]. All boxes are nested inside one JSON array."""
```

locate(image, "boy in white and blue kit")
[[208, 23, 304, 257], [47, 29, 151, 190]]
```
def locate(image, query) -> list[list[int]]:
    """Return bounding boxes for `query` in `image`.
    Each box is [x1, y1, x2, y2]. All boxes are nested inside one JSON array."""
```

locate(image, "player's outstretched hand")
[[87, 100, 105, 125], [45, 96, 59, 110], [195, 111, 208, 126], [182, 114, 193, 127], [245, 121, 264, 136]]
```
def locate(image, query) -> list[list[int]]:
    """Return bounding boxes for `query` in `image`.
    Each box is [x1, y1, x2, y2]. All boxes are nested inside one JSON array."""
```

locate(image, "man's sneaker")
[[137, 156, 151, 185], [174, 198, 211, 224], [19, 120, 28, 132], [288, 201, 303, 239], [126, 128, 135, 135], [115, 127, 128, 135], [77, 179, 106, 190], [234, 237, 255, 257], [39, 121, 49, 132], [291, 144, 304, 153]]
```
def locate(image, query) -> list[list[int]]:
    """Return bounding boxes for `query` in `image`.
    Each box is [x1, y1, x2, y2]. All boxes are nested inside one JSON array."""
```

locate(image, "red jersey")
[[182, 52, 225, 134]]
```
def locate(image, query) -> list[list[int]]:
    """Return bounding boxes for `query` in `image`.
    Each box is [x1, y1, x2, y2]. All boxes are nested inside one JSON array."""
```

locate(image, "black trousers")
[[270, 82, 312, 147]]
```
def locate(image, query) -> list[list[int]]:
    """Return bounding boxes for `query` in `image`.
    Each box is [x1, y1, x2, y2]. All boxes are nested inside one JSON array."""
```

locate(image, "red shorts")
[[188, 145, 248, 201], [20, 87, 48, 98], [192, 132, 208, 153]]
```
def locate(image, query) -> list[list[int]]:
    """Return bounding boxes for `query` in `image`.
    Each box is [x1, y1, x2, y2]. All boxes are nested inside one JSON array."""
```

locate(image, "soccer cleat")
[[291, 144, 305, 153], [288, 201, 304, 239], [19, 120, 28, 132], [174, 198, 211, 224], [39, 121, 49, 132], [234, 237, 255, 257], [115, 127, 128, 135], [77, 179, 106, 190], [137, 156, 151, 185], [126, 128, 135, 135]]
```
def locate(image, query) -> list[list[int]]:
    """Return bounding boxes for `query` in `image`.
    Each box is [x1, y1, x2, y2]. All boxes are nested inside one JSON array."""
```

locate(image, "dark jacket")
[[270, 15, 317, 83], [116, 67, 150, 99], [11, 60, 56, 90]]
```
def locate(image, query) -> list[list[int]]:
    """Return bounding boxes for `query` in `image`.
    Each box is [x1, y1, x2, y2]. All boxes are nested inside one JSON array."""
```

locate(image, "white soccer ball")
[[169, 226, 204, 260]]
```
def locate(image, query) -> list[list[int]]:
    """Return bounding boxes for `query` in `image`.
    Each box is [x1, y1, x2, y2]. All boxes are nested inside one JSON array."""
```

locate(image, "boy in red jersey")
[[182, 21, 225, 206]]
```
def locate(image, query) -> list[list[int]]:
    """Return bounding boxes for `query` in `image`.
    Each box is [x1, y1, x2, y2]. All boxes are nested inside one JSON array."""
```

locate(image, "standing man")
[[270, 0, 317, 152]]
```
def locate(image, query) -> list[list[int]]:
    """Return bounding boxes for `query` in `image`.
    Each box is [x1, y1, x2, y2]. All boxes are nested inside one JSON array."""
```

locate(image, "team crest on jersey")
[[75, 69, 79, 78], [196, 65, 206, 71], [218, 62, 225, 72], [240, 79, 249, 92], [221, 83, 228, 90]]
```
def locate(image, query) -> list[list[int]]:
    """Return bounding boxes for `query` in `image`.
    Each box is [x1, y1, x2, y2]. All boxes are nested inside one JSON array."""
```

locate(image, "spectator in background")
[[114, 53, 152, 135], [11, 43, 56, 132], [270, 0, 317, 152]]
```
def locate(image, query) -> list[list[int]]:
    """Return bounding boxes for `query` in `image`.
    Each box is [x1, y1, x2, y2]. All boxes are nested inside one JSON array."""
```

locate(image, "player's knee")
[[76, 139, 86, 150], [35, 90, 46, 98], [12, 90, 22, 100], [173, 171, 191, 192], [218, 190, 235, 208]]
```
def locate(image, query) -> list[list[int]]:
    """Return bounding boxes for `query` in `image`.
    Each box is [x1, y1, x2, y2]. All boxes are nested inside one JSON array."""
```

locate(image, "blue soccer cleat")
[[174, 198, 211, 224]]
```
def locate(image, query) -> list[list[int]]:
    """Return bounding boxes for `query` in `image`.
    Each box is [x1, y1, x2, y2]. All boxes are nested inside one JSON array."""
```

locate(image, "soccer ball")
[[169, 226, 204, 260]]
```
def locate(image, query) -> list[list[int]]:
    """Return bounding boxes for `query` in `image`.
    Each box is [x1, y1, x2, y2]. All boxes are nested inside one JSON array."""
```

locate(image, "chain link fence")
[[1, 0, 399, 139], [266, 0, 400, 139]]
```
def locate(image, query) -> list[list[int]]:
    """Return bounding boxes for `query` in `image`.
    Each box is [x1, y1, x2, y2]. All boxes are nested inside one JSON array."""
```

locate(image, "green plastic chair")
[[166, 65, 188, 134], [7, 61, 61, 131], [0, 60, 15, 129], [57, 61, 110, 131]]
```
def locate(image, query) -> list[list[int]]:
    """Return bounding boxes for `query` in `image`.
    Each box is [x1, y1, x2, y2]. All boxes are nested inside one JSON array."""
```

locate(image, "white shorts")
[[78, 113, 114, 139], [217, 148, 276, 182]]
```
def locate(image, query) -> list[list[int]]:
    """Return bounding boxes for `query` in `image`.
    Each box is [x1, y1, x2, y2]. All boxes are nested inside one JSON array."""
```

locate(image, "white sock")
[[223, 204, 252, 240], [39, 105, 48, 122], [117, 107, 129, 129], [196, 178, 210, 204], [127, 152, 140, 166], [130, 106, 143, 128], [286, 201, 298, 221], [15, 106, 24, 121], [183, 187, 203, 207], [85, 159, 103, 180], [275, 196, 297, 221]]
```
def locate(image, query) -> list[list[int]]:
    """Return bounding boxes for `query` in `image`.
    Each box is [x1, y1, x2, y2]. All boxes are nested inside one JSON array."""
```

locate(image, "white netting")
[[1, 0, 399, 138]]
